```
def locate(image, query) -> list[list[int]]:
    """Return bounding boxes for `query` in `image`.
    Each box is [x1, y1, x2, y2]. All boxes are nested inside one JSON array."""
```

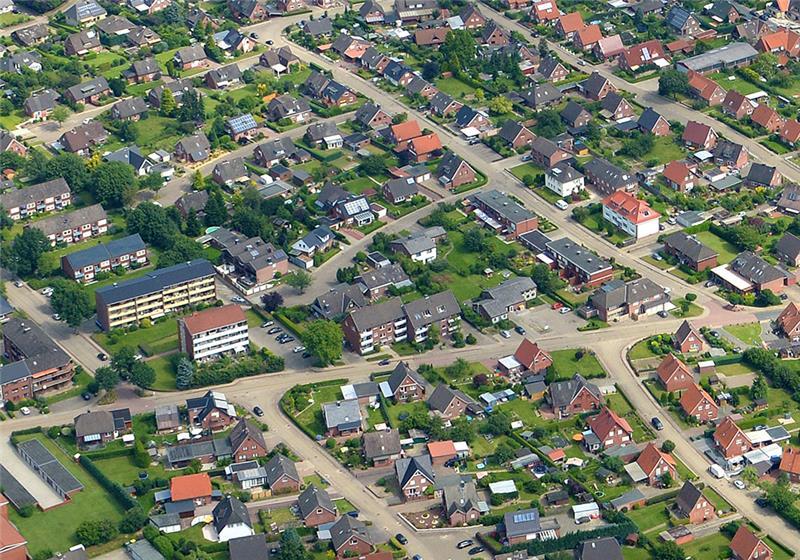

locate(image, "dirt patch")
[[403, 506, 447, 529]]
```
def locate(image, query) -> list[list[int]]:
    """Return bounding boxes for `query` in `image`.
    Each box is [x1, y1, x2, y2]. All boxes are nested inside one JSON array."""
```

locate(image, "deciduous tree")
[[301, 320, 343, 366]]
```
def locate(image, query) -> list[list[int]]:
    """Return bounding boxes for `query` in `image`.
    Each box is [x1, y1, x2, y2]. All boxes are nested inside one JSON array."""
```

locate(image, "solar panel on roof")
[[512, 511, 537, 523]]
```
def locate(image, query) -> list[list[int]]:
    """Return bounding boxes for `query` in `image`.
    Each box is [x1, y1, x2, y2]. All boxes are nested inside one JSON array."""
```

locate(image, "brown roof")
[[558, 12, 584, 33], [780, 119, 800, 143], [751, 104, 783, 129], [780, 446, 800, 475], [586, 407, 632, 440], [636, 442, 676, 476], [170, 473, 212, 501], [687, 70, 724, 100], [777, 301, 800, 335], [730, 526, 771, 560], [662, 160, 693, 187], [682, 120, 715, 145], [181, 304, 246, 335], [714, 416, 749, 451], [513, 338, 552, 369], [656, 354, 692, 385], [414, 27, 449, 46], [679, 383, 715, 415]]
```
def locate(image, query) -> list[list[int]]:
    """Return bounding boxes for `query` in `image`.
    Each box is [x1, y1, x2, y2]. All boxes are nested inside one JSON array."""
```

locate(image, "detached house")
[[634, 443, 677, 486], [602, 190, 660, 239], [395, 455, 435, 500], [498, 120, 535, 150], [776, 234, 800, 268], [174, 44, 208, 70], [682, 121, 717, 150], [385, 362, 425, 402], [714, 416, 752, 461], [674, 320, 703, 354], [663, 231, 718, 272], [662, 161, 695, 192], [437, 152, 476, 190], [620, 40, 668, 73], [656, 354, 695, 392], [722, 90, 755, 119], [537, 56, 569, 81], [751, 104, 784, 133], [676, 481, 715, 524], [547, 374, 602, 418], [731, 526, 773, 560], [581, 72, 617, 101], [267, 95, 311, 123], [600, 92, 635, 121], [714, 140, 748, 170], [264, 453, 300, 494], [363, 429, 402, 466], [584, 407, 633, 451], [428, 384, 478, 421], [638, 108, 670, 136], [175, 132, 211, 163], [679, 383, 719, 422], [330, 517, 373, 558], [666, 7, 701, 36], [229, 419, 267, 462], [687, 70, 726, 105], [355, 102, 392, 129], [65, 77, 110, 106]]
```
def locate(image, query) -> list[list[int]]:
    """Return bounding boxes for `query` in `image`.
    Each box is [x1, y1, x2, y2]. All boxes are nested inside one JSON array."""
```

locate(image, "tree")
[[133, 439, 149, 468], [750, 375, 768, 401], [440, 29, 477, 74], [685, 292, 697, 302], [661, 439, 676, 453], [531, 263, 560, 294], [277, 528, 310, 560], [463, 227, 486, 252], [193, 170, 205, 190], [3, 228, 49, 277], [185, 209, 202, 237], [160, 88, 177, 116], [127, 202, 178, 249], [51, 280, 93, 327], [158, 234, 205, 268], [658, 69, 690, 98], [45, 153, 88, 191], [75, 519, 117, 546], [357, 154, 387, 176], [740, 465, 758, 486], [51, 106, 69, 126], [112, 347, 137, 378], [176, 357, 194, 390], [95, 366, 120, 392], [660, 471, 674, 488], [301, 320, 343, 366], [756, 289, 781, 306], [91, 161, 136, 208], [130, 361, 156, 389], [493, 443, 514, 465], [108, 77, 126, 97], [652, 542, 684, 560], [203, 190, 228, 226], [421, 60, 440, 81], [261, 291, 284, 313], [119, 507, 147, 533], [533, 109, 565, 138], [286, 270, 311, 293], [488, 95, 513, 115]]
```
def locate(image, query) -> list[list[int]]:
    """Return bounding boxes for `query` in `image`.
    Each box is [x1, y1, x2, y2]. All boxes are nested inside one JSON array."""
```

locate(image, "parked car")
[[14, 280, 23, 288], [756, 497, 769, 507], [250, 32, 259, 38], [555, 199, 568, 210], [559, 307, 571, 314], [253, 406, 264, 417], [82, 392, 93, 401], [266, 39, 274, 45], [97, 352, 108, 361], [395, 534, 408, 545], [231, 296, 246, 304], [500, 330, 511, 339], [52, 314, 60, 321], [651, 417, 664, 430], [515, 325, 526, 335], [19, 407, 30, 415], [292, 346, 306, 353], [262, 321, 274, 328], [456, 541, 473, 550], [734, 480, 746, 489], [378, 359, 391, 366], [468, 547, 485, 555], [268, 327, 282, 334], [705, 281, 715, 288], [657, 310, 669, 318]]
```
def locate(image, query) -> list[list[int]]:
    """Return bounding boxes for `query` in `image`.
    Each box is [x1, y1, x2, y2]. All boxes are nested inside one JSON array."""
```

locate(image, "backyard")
[[549, 349, 606, 380], [694, 230, 739, 264]]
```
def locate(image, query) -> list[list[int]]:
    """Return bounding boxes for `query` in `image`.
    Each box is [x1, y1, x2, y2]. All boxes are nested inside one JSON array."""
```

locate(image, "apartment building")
[[179, 304, 249, 362], [0, 318, 74, 403], [29, 203, 108, 246], [468, 189, 538, 239], [95, 259, 216, 331], [602, 191, 660, 240], [404, 290, 460, 343], [342, 298, 407, 355], [0, 178, 71, 221], [61, 234, 148, 283]]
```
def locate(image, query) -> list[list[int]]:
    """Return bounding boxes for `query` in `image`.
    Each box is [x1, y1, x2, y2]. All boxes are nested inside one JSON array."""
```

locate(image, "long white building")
[[178, 304, 249, 362]]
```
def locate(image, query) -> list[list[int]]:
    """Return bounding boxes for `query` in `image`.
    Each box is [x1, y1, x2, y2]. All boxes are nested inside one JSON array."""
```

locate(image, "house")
[[390, 121, 422, 144], [171, 473, 213, 506], [228, 0, 267, 20], [305, 121, 343, 150], [94, 15, 134, 39], [656, 354, 695, 392], [300, 17, 333, 37], [175, 132, 212, 163], [666, 6, 701, 36], [323, 400, 362, 437], [547, 374, 602, 418], [23, 89, 58, 119], [356, 264, 412, 300], [359, 0, 385, 23], [254, 137, 309, 168], [264, 453, 300, 493], [663, 231, 718, 272], [574, 24, 602, 51], [12, 24, 48, 46], [394, 0, 437, 21], [508, 338, 553, 377], [676, 481, 715, 524], [74, 410, 119, 448], [602, 191, 660, 239], [442, 480, 483, 526], [581, 72, 617, 101], [290, 225, 335, 270], [545, 164, 584, 198], [148, 79, 194, 108], [600, 93, 635, 121], [756, 28, 800, 57], [584, 407, 633, 451], [415, 27, 448, 47], [363, 429, 402, 466], [395, 455, 435, 500], [437, 152, 476, 190], [187, 391, 237, 432], [330, 516, 373, 558], [556, 12, 584, 38], [61, 234, 147, 283], [578, 537, 622, 560], [747, 163, 782, 188], [361, 47, 390, 74], [499, 121, 535, 150], [59, 121, 108, 155], [677, 42, 758, 74], [537, 56, 569, 81], [779, 447, 800, 482], [0, 130, 26, 158], [662, 161, 695, 192], [110, 98, 148, 121], [687, 70, 727, 105], [404, 290, 461, 343], [712, 251, 792, 294], [260, 46, 301, 74], [635, 443, 677, 486], [389, 228, 441, 263], [751, 104, 784, 133], [561, 101, 592, 129], [155, 404, 180, 432], [714, 416, 752, 460], [428, 384, 478, 421], [384, 362, 426, 402], [212, 158, 249, 187], [620, 40, 668, 72], [778, 300, 800, 342], [731, 526, 773, 560], [780, 119, 800, 146], [225, 114, 258, 142], [532, 0, 559, 21], [383, 177, 418, 204], [229, 418, 267, 462], [64, 29, 101, 56], [530, 137, 571, 169], [64, 77, 110, 106], [679, 383, 719, 422], [355, 104, 392, 131], [460, 4, 486, 28], [382, 61, 414, 87], [713, 140, 748, 170], [0, 177, 70, 221], [482, 22, 509, 46], [454, 106, 490, 131], [64, 0, 106, 26], [342, 298, 406, 354], [469, 189, 539, 239], [267, 95, 312, 124], [682, 121, 717, 149], [0, 51, 42, 74], [545, 237, 613, 287], [174, 44, 208, 70], [585, 277, 669, 322], [312, 283, 367, 320], [473, 277, 538, 324], [430, 92, 463, 118], [213, 496, 253, 543], [638, 108, 670, 136], [0, 499, 28, 560], [722, 90, 755, 119], [593, 35, 625, 60], [503, 509, 559, 544], [298, 485, 337, 527], [206, 64, 243, 89], [520, 83, 563, 109], [30, 203, 108, 246]]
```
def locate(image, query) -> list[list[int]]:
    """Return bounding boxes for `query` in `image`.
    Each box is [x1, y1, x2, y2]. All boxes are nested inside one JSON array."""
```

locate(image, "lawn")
[[434, 77, 477, 99], [709, 72, 762, 95], [503, 398, 549, 428], [93, 453, 180, 486], [9, 434, 125, 556], [385, 400, 428, 429], [626, 502, 670, 533], [715, 362, 756, 376], [724, 322, 762, 346], [703, 486, 731, 512], [763, 536, 794, 560], [680, 532, 731, 559], [92, 316, 180, 356], [294, 384, 346, 437], [509, 163, 545, 182], [342, 176, 378, 195], [128, 115, 186, 153], [549, 349, 606, 380], [694, 230, 739, 264], [148, 355, 177, 391], [622, 546, 651, 560], [628, 338, 660, 360], [636, 135, 686, 166], [0, 12, 30, 27], [670, 299, 703, 319]]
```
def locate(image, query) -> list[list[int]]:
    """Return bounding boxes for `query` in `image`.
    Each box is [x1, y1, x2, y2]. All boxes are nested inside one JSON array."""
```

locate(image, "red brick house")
[[498, 120, 535, 149], [751, 104, 784, 133], [264, 453, 301, 494], [547, 374, 603, 418], [513, 338, 553, 374], [171, 473, 213, 506], [657, 354, 695, 393], [619, 40, 669, 73], [428, 384, 476, 421], [638, 107, 670, 136], [330, 516, 373, 558], [674, 320, 704, 353], [635, 443, 677, 486], [687, 70, 726, 105], [395, 455, 435, 501], [777, 302, 800, 340], [779, 447, 800, 483], [443, 481, 482, 526], [556, 12, 584, 38], [722, 90, 755, 119], [714, 417, 753, 459], [427, 440, 457, 466], [780, 119, 800, 146], [574, 25, 602, 51], [437, 152, 476, 190], [600, 93, 635, 121], [585, 407, 633, 450], [679, 383, 719, 422], [229, 419, 268, 462], [297, 485, 338, 527], [386, 361, 426, 402], [731, 526, 773, 560], [187, 391, 237, 432], [662, 160, 695, 192], [0, 497, 27, 560], [682, 121, 718, 149], [676, 481, 716, 525]]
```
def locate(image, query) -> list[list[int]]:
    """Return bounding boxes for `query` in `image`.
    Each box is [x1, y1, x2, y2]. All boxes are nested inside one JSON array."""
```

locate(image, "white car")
[[733, 480, 746, 490], [41, 287, 53, 296], [52, 314, 60, 321], [559, 307, 572, 314], [500, 330, 511, 339], [292, 346, 306, 353], [19, 406, 31, 415], [231, 296, 246, 304]]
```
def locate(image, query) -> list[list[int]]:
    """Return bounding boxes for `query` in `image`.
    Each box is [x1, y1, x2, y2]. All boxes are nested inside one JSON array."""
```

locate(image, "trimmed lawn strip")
[[680, 532, 731, 558], [93, 316, 180, 356], [724, 322, 762, 346], [626, 502, 669, 533]]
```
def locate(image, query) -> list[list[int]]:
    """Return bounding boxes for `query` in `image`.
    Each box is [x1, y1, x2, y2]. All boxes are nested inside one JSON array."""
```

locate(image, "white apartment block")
[[179, 304, 249, 362]]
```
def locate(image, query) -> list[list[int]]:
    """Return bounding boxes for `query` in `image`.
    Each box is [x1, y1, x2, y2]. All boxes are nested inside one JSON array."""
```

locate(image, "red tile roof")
[[170, 473, 212, 501], [682, 120, 715, 146], [0, 512, 26, 550], [603, 190, 661, 224], [410, 133, 442, 155], [558, 12, 584, 34], [636, 442, 676, 476], [662, 160, 693, 187], [513, 338, 552, 370], [427, 440, 457, 458], [751, 104, 783, 129], [730, 526, 771, 560], [575, 24, 602, 46], [679, 383, 716, 415], [780, 446, 800, 475], [586, 406, 633, 441], [621, 39, 668, 68], [181, 304, 246, 335], [687, 70, 724, 100], [780, 119, 800, 143], [533, 0, 560, 20], [656, 353, 692, 386], [714, 416, 750, 453], [390, 120, 422, 143]]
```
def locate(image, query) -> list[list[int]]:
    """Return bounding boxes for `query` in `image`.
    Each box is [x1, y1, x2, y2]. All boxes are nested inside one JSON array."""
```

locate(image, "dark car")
[[651, 417, 664, 430], [302, 351, 311, 359], [456, 540, 473, 550], [515, 325, 526, 335], [266, 39, 274, 45], [82, 392, 92, 401], [756, 497, 769, 508], [378, 359, 391, 366], [395, 534, 408, 545], [254, 406, 264, 417], [468, 547, 485, 555], [97, 352, 108, 361]]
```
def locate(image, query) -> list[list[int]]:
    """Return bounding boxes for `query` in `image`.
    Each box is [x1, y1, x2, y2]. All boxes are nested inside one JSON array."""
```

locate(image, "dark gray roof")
[[208, 64, 243, 85], [176, 132, 211, 161], [175, 43, 207, 64], [213, 157, 248, 182], [228, 534, 268, 560], [561, 101, 590, 126], [357, 263, 411, 290], [520, 83, 562, 108], [404, 290, 460, 331], [306, 121, 341, 142], [582, 72, 612, 98], [95, 15, 133, 34], [746, 162, 778, 185], [548, 374, 601, 409], [498, 120, 529, 144], [666, 6, 695, 29], [472, 189, 534, 224], [66, 77, 109, 101], [302, 17, 333, 36], [427, 384, 476, 414], [64, 234, 145, 270], [359, 0, 384, 17], [504, 508, 541, 538], [538, 56, 564, 79], [531, 136, 563, 159], [363, 429, 401, 459], [578, 537, 623, 560], [430, 91, 458, 115], [74, 410, 115, 437], [150, 513, 181, 529], [297, 485, 336, 519], [394, 455, 434, 488], [546, 237, 610, 276], [213, 495, 252, 532], [104, 144, 151, 173], [347, 297, 405, 331], [313, 283, 368, 320], [0, 178, 69, 211], [0, 465, 37, 509], [16, 439, 83, 494], [664, 231, 718, 263], [443, 480, 481, 516], [584, 158, 633, 190], [229, 418, 267, 454], [775, 232, 800, 261], [165, 438, 231, 465], [638, 107, 666, 132], [330, 516, 371, 551], [455, 106, 485, 128], [126, 540, 164, 560], [226, 114, 257, 135], [714, 140, 745, 163], [676, 481, 703, 514], [65, 0, 106, 22], [405, 76, 433, 96], [519, 230, 552, 253], [111, 97, 148, 119], [546, 163, 583, 184], [730, 251, 789, 284], [437, 152, 471, 183], [600, 92, 629, 113], [387, 362, 425, 394], [2, 317, 70, 372], [384, 177, 417, 199], [322, 400, 362, 431], [95, 259, 214, 306], [264, 453, 300, 486]]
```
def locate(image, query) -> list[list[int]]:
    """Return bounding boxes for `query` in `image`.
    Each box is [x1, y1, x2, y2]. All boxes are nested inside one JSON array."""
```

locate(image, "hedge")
[[85, 447, 135, 460], [712, 354, 743, 366], [79, 455, 138, 511], [645, 487, 680, 505], [10, 426, 43, 446], [501, 522, 638, 555]]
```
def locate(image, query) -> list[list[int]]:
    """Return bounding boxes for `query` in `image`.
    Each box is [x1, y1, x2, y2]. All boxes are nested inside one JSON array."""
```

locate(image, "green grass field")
[[509, 162, 545, 182], [549, 349, 606, 380], [680, 532, 731, 559], [694, 230, 740, 264], [709, 72, 761, 95], [434, 77, 477, 99], [724, 322, 762, 346], [294, 384, 346, 437], [93, 316, 180, 356], [715, 362, 756, 376], [628, 338, 661, 360], [626, 502, 670, 533], [670, 299, 703, 319]]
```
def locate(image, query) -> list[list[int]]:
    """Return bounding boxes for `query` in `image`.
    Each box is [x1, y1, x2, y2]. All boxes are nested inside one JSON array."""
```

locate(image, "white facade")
[[545, 169, 584, 197], [217, 523, 254, 543], [601, 204, 660, 240], [410, 246, 437, 264], [180, 320, 249, 362]]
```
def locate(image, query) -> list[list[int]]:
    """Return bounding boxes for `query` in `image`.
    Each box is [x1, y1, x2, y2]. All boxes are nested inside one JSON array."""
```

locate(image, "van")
[[555, 199, 568, 210], [708, 464, 725, 479]]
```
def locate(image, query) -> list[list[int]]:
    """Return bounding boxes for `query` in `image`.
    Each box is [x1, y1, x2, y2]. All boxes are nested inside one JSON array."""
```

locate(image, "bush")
[[75, 519, 118, 546]]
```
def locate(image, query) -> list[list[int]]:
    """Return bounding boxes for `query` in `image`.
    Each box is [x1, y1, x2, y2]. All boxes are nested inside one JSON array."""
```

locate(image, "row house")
[[662, 231, 718, 272], [468, 189, 538, 239], [545, 237, 613, 287], [585, 158, 637, 195], [0, 177, 70, 221], [62, 234, 148, 283], [30, 203, 107, 247]]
